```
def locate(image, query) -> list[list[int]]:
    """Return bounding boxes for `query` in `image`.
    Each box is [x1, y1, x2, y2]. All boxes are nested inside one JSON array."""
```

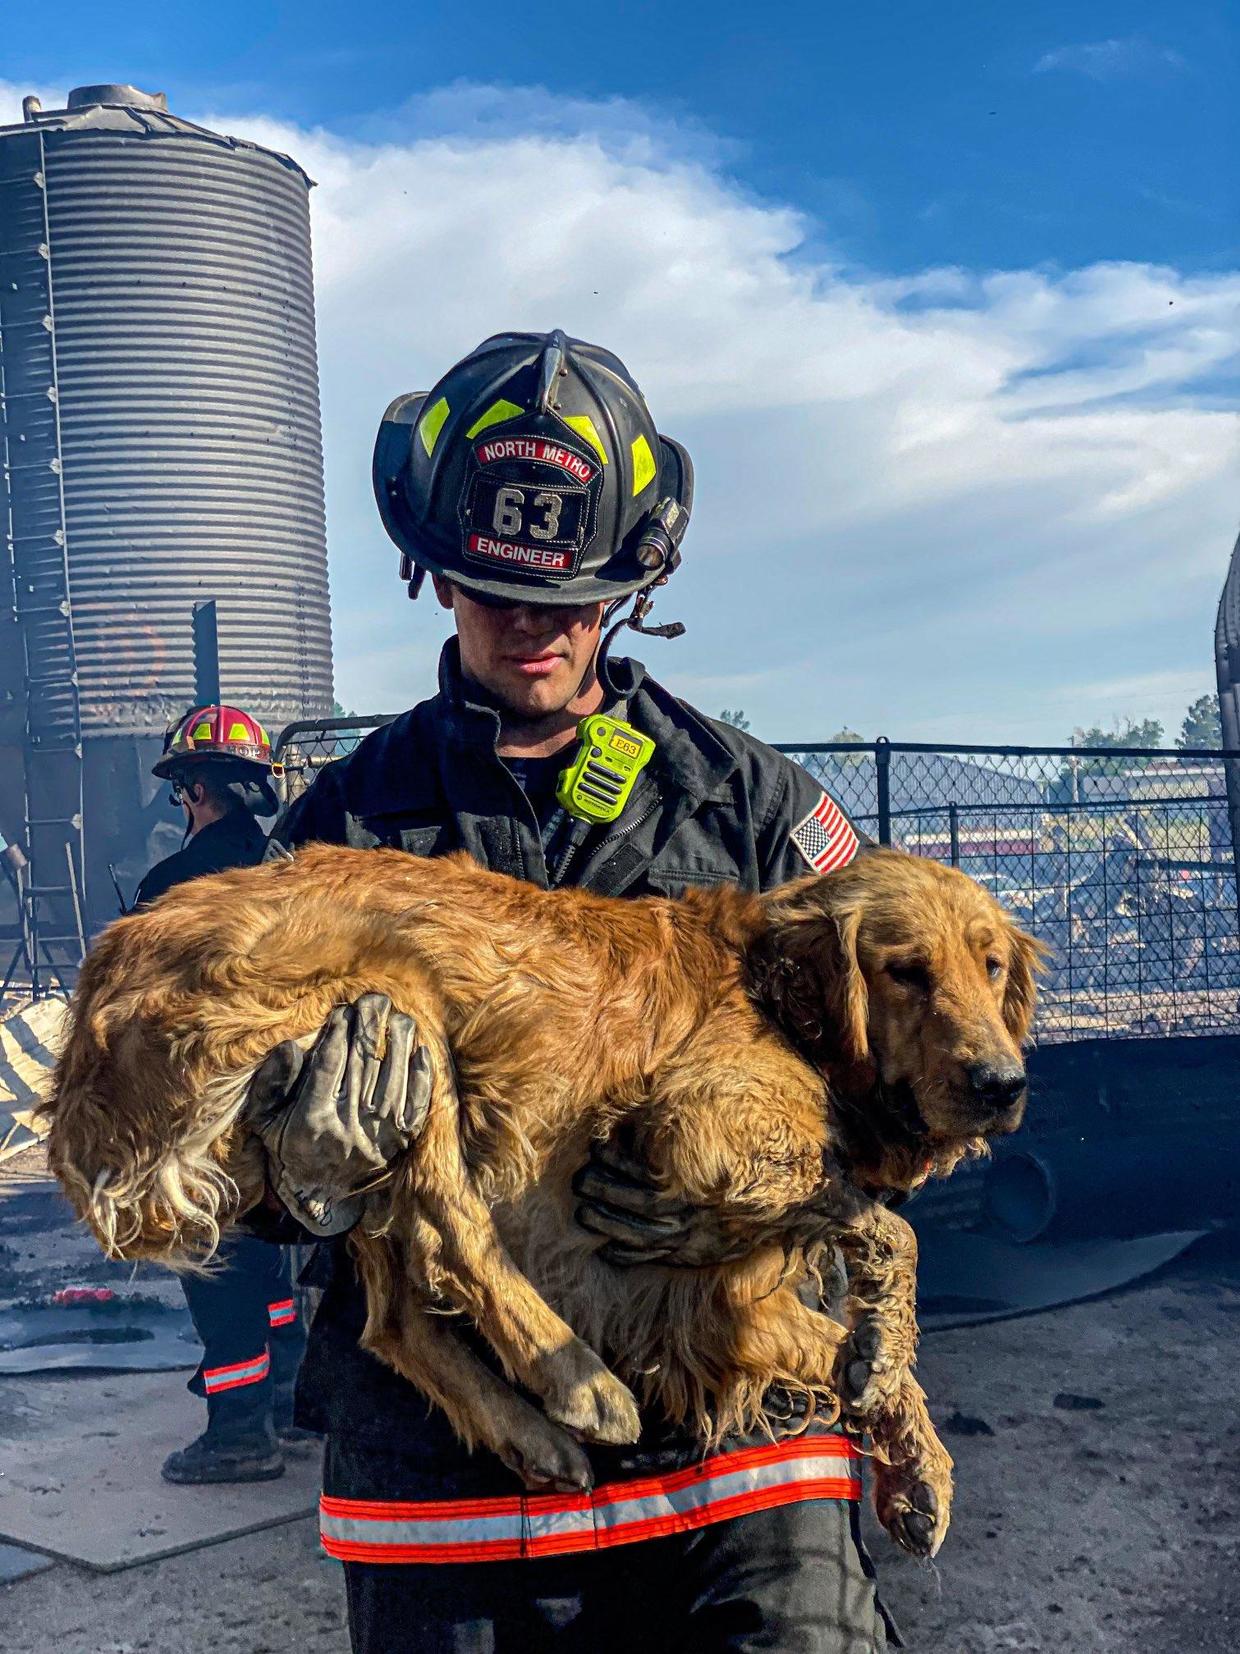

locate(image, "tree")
[[1051, 716, 1166, 798], [1176, 694, 1222, 750], [1071, 718, 1164, 751], [827, 727, 865, 745], [718, 709, 750, 731], [328, 698, 366, 756]]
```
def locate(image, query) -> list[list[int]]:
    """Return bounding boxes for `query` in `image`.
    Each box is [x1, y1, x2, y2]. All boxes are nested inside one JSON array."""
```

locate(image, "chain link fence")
[[274, 716, 393, 804], [274, 720, 1240, 1045]]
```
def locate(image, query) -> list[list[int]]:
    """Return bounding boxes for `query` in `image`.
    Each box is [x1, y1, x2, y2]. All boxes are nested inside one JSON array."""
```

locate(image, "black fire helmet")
[[373, 331, 693, 607]]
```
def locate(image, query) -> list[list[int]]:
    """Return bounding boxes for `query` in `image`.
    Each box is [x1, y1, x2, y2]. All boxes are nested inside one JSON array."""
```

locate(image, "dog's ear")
[[1003, 925, 1045, 1044], [825, 905, 870, 1064], [751, 879, 870, 1065]]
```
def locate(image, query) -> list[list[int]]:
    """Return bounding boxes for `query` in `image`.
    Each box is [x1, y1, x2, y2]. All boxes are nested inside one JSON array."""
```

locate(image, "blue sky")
[[9, 1, 1235, 275], [4, 3, 1238, 742]]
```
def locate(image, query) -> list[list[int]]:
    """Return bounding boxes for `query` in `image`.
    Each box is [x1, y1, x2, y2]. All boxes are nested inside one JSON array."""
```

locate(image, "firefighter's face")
[[435, 577, 605, 720]]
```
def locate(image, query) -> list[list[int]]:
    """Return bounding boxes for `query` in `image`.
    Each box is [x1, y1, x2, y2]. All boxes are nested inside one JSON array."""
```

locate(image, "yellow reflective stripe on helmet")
[[466, 398, 525, 439], [630, 434, 657, 497], [562, 414, 607, 465], [228, 722, 250, 742], [191, 721, 214, 742], [466, 399, 524, 440], [419, 396, 451, 458]]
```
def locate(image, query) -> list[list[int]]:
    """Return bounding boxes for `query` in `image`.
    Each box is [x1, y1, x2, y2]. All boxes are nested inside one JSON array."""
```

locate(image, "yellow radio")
[[556, 714, 656, 825]]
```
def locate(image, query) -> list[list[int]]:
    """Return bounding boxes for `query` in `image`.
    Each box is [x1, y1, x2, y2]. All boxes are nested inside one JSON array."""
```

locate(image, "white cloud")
[[1034, 38, 1187, 81], [3, 80, 1237, 744]]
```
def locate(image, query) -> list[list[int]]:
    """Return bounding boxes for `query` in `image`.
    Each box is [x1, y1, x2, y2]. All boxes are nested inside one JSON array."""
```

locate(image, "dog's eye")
[[986, 957, 1004, 980], [887, 961, 931, 993]]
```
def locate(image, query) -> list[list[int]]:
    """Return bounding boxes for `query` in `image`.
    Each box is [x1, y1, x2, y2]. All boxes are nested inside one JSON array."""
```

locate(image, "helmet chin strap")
[[594, 584, 686, 702], [169, 779, 197, 846], [592, 491, 691, 699]]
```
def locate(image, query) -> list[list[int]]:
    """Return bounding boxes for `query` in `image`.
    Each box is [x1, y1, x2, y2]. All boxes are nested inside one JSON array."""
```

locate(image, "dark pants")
[[182, 1232, 306, 1435], [343, 1500, 895, 1654]]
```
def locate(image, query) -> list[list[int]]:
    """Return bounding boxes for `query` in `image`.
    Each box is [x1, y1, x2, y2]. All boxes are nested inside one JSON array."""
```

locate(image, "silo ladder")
[[0, 840, 86, 1002]]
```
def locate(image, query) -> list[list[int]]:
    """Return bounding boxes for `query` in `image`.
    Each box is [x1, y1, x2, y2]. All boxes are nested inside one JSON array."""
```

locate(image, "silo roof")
[[0, 91, 314, 188]]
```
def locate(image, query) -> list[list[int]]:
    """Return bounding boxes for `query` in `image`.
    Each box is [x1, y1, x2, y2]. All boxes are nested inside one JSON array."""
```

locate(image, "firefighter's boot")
[[161, 1387, 284, 1484]]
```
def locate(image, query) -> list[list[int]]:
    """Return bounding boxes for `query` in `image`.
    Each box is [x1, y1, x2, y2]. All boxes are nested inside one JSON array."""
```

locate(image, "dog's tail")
[[46, 932, 266, 1269], [45, 851, 427, 1267], [48, 1041, 259, 1269]]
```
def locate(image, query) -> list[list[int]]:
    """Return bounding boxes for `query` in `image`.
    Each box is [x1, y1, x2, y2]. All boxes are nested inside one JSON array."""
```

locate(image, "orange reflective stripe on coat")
[[202, 1349, 270, 1394], [320, 1437, 863, 1564], [268, 1298, 297, 1328]]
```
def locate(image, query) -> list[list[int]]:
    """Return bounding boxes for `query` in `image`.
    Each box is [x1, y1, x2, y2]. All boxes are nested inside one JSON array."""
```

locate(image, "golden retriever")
[[46, 845, 1040, 1556]]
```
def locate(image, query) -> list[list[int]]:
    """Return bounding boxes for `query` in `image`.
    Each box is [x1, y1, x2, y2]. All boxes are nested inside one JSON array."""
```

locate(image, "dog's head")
[[752, 849, 1045, 1184]]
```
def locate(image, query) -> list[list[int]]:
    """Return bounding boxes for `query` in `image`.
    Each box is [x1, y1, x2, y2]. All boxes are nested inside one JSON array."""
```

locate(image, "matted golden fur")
[[47, 845, 1041, 1556]]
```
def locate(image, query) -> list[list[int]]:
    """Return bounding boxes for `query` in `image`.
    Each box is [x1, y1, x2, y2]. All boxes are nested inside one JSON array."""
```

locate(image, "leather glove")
[[247, 993, 433, 1237], [572, 1133, 755, 1268]]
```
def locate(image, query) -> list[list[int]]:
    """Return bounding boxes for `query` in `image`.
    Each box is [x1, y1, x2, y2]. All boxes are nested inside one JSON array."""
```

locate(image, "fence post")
[[948, 801, 960, 866], [1214, 531, 1240, 936], [875, 738, 891, 846]]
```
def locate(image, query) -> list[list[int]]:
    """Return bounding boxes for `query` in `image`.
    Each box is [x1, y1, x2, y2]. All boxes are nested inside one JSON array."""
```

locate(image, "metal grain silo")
[[0, 84, 333, 957]]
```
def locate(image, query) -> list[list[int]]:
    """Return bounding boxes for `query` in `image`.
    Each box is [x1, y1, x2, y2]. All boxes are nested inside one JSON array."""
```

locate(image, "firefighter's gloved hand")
[[247, 993, 433, 1237], [573, 1134, 754, 1268]]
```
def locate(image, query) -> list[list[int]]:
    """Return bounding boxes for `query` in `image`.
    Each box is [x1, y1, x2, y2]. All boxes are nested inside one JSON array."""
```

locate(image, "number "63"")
[[492, 486, 563, 542]]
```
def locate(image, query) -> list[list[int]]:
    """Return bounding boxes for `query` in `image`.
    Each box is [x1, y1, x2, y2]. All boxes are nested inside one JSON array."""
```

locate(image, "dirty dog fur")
[[47, 845, 1040, 1556]]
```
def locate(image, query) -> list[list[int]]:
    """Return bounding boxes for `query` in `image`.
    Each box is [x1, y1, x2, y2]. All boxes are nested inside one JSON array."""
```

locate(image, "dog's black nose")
[[967, 1063, 1027, 1114]]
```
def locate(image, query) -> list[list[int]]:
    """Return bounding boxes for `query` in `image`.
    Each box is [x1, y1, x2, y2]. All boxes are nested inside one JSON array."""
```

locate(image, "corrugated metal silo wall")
[[41, 122, 333, 733]]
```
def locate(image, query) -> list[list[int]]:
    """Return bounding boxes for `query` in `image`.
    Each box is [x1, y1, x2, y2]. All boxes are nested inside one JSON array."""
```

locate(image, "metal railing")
[[274, 720, 1240, 1046]]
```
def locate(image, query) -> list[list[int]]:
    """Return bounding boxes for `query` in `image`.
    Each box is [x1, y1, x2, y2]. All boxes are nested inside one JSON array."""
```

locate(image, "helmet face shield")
[[373, 332, 692, 606]]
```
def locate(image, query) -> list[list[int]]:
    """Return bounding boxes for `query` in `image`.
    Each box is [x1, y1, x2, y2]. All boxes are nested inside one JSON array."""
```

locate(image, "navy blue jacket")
[[135, 810, 268, 907]]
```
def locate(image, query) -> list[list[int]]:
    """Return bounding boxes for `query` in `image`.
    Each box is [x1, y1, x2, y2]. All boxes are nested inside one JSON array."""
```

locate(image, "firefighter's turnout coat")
[[273, 642, 871, 1567]]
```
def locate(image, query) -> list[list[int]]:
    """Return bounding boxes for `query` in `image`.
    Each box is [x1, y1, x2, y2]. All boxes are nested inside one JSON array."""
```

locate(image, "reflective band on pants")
[[320, 1437, 863, 1563], [268, 1298, 297, 1327], [202, 1349, 270, 1393]]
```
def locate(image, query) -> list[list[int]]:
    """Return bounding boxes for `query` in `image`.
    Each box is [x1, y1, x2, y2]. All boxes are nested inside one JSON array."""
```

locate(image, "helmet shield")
[[373, 332, 692, 605]]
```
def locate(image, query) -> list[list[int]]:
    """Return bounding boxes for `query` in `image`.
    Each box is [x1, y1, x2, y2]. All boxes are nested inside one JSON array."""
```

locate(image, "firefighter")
[[248, 333, 897, 1649], [137, 705, 311, 1485]]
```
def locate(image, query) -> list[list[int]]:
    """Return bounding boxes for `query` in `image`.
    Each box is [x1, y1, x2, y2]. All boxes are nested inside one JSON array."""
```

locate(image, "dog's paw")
[[545, 1365, 642, 1447], [873, 1462, 952, 1559], [531, 1338, 642, 1447], [838, 1313, 905, 1417], [497, 1417, 594, 1495]]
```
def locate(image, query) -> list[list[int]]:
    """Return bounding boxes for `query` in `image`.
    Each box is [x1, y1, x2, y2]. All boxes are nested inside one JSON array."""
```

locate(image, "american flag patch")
[[790, 792, 860, 874]]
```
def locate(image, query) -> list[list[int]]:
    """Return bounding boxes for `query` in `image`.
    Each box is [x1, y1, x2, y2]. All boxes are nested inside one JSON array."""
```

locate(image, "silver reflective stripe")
[[594, 1451, 845, 1536], [203, 1352, 269, 1391], [322, 1509, 526, 1548], [321, 1448, 860, 1555]]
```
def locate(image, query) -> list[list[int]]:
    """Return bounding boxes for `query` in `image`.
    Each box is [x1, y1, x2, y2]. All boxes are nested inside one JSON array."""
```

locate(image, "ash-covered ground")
[[2, 1144, 1236, 1653], [871, 1230, 1240, 1652]]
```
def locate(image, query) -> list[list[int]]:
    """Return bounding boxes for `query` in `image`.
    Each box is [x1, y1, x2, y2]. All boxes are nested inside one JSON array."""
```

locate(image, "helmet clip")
[[399, 552, 426, 601]]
